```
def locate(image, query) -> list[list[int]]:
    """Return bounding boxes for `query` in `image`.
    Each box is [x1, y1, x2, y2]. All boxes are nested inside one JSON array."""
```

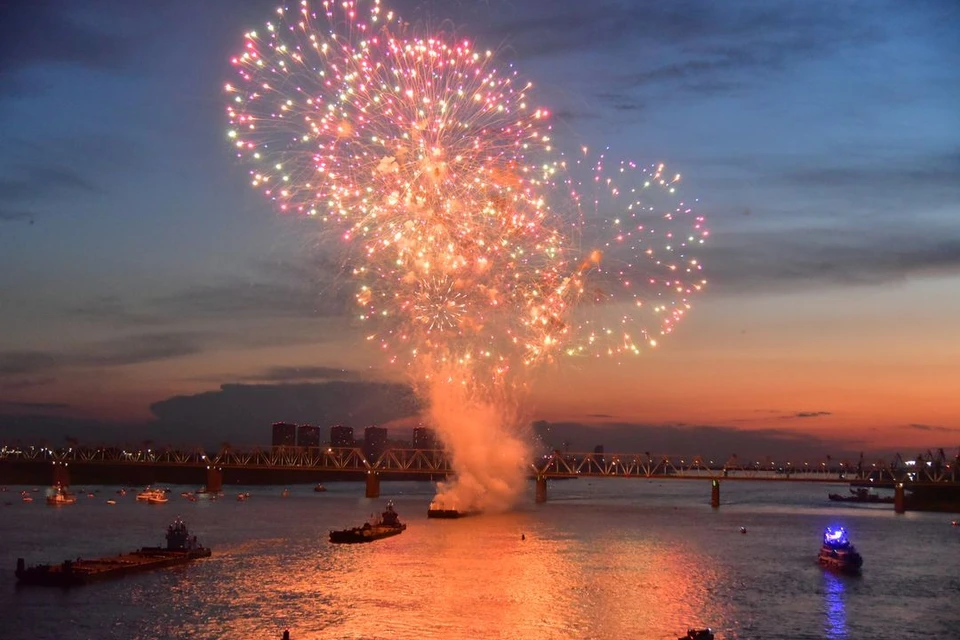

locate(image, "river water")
[[0, 479, 956, 639]]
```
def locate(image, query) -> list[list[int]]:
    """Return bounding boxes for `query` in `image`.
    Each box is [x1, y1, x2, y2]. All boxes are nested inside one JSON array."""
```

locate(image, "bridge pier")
[[206, 466, 223, 493], [535, 476, 548, 504], [711, 479, 720, 508], [52, 461, 70, 487], [365, 471, 380, 498], [894, 482, 906, 514]]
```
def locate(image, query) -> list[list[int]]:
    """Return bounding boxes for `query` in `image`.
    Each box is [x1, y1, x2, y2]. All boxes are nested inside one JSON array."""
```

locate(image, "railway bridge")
[[1, 444, 956, 512]]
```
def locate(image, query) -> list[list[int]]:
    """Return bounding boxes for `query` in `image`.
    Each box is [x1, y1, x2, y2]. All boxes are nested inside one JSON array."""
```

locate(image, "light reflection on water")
[[1, 480, 957, 639], [821, 571, 848, 640]]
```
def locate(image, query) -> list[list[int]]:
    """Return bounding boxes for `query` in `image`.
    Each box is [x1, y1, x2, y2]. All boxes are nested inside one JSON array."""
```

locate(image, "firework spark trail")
[[226, 1, 708, 511], [557, 152, 709, 359]]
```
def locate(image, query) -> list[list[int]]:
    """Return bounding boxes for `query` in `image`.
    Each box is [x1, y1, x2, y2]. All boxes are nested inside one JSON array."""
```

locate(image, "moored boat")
[[818, 526, 863, 573], [828, 487, 894, 504], [46, 484, 77, 506], [15, 517, 211, 587], [330, 501, 406, 543], [136, 487, 167, 503]]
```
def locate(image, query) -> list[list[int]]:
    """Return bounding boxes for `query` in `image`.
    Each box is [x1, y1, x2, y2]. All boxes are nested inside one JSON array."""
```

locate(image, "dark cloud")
[[0, 333, 205, 378], [0, 401, 70, 411], [0, 165, 101, 223], [0, 134, 139, 222], [0, 352, 58, 377], [433, 0, 885, 112], [156, 279, 349, 320], [67, 296, 166, 328], [0, 376, 56, 391], [585, 413, 615, 419], [0, 208, 36, 222], [239, 366, 360, 383], [531, 420, 863, 461], [704, 227, 960, 294], [149, 382, 421, 447], [0, 413, 145, 447], [907, 423, 960, 433], [74, 333, 204, 368], [0, 2, 133, 82], [787, 411, 832, 419], [0, 165, 99, 200]]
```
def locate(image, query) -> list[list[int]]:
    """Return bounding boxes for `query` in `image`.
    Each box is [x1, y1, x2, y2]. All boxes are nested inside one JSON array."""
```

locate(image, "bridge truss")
[[0, 445, 955, 484]]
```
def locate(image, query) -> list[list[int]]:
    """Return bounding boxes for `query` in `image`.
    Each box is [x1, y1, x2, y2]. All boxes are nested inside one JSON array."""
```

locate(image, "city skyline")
[[1, 0, 958, 456]]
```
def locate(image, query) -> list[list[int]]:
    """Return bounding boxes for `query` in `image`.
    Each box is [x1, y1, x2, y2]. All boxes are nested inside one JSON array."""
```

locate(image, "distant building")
[[271, 422, 297, 448], [413, 426, 438, 449], [329, 425, 355, 448], [592, 445, 605, 472], [297, 424, 321, 449], [363, 426, 388, 462]]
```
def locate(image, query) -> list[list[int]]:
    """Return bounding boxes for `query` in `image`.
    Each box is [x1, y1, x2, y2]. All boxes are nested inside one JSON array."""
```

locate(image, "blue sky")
[[0, 0, 958, 454]]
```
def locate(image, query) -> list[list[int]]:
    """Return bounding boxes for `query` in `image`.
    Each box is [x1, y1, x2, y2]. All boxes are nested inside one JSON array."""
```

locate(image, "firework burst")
[[225, 0, 709, 511]]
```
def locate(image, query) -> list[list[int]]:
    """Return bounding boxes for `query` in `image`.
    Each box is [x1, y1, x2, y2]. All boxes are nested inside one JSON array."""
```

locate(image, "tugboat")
[[818, 526, 863, 573], [678, 629, 714, 640], [46, 484, 77, 506], [329, 501, 406, 543], [15, 517, 211, 587]]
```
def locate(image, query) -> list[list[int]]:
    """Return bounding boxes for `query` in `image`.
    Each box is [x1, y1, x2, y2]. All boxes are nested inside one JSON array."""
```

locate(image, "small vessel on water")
[[330, 501, 406, 543], [818, 526, 863, 573], [46, 484, 77, 507], [828, 487, 894, 504], [313, 484, 327, 493], [678, 630, 714, 640], [136, 487, 167, 503], [15, 517, 211, 587], [427, 499, 479, 519]]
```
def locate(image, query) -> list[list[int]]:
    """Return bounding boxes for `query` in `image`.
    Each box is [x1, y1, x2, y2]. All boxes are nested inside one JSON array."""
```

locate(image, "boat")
[[15, 517, 211, 587], [818, 526, 863, 573], [313, 484, 327, 493], [136, 487, 166, 502], [46, 484, 77, 506], [329, 501, 406, 543], [828, 487, 894, 504], [678, 630, 714, 640], [427, 499, 478, 519]]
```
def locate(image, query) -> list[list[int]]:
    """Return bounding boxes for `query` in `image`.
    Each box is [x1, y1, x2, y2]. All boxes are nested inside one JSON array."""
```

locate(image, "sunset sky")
[[1, 0, 957, 456]]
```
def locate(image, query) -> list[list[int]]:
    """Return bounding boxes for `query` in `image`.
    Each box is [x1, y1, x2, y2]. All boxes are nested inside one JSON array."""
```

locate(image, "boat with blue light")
[[818, 526, 863, 573]]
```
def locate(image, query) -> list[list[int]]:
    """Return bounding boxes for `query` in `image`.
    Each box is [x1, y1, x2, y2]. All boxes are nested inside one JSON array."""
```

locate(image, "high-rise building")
[[297, 424, 321, 449], [363, 425, 388, 462], [329, 424, 355, 448], [592, 445, 605, 473], [413, 426, 438, 449], [271, 422, 297, 448]]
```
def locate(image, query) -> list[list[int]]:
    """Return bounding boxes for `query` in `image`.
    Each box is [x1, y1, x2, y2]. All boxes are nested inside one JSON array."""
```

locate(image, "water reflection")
[[164, 505, 731, 640], [822, 571, 848, 639]]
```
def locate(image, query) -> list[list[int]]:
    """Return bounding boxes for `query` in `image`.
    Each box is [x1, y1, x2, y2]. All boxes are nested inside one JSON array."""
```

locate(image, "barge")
[[15, 518, 210, 587], [427, 499, 479, 519]]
